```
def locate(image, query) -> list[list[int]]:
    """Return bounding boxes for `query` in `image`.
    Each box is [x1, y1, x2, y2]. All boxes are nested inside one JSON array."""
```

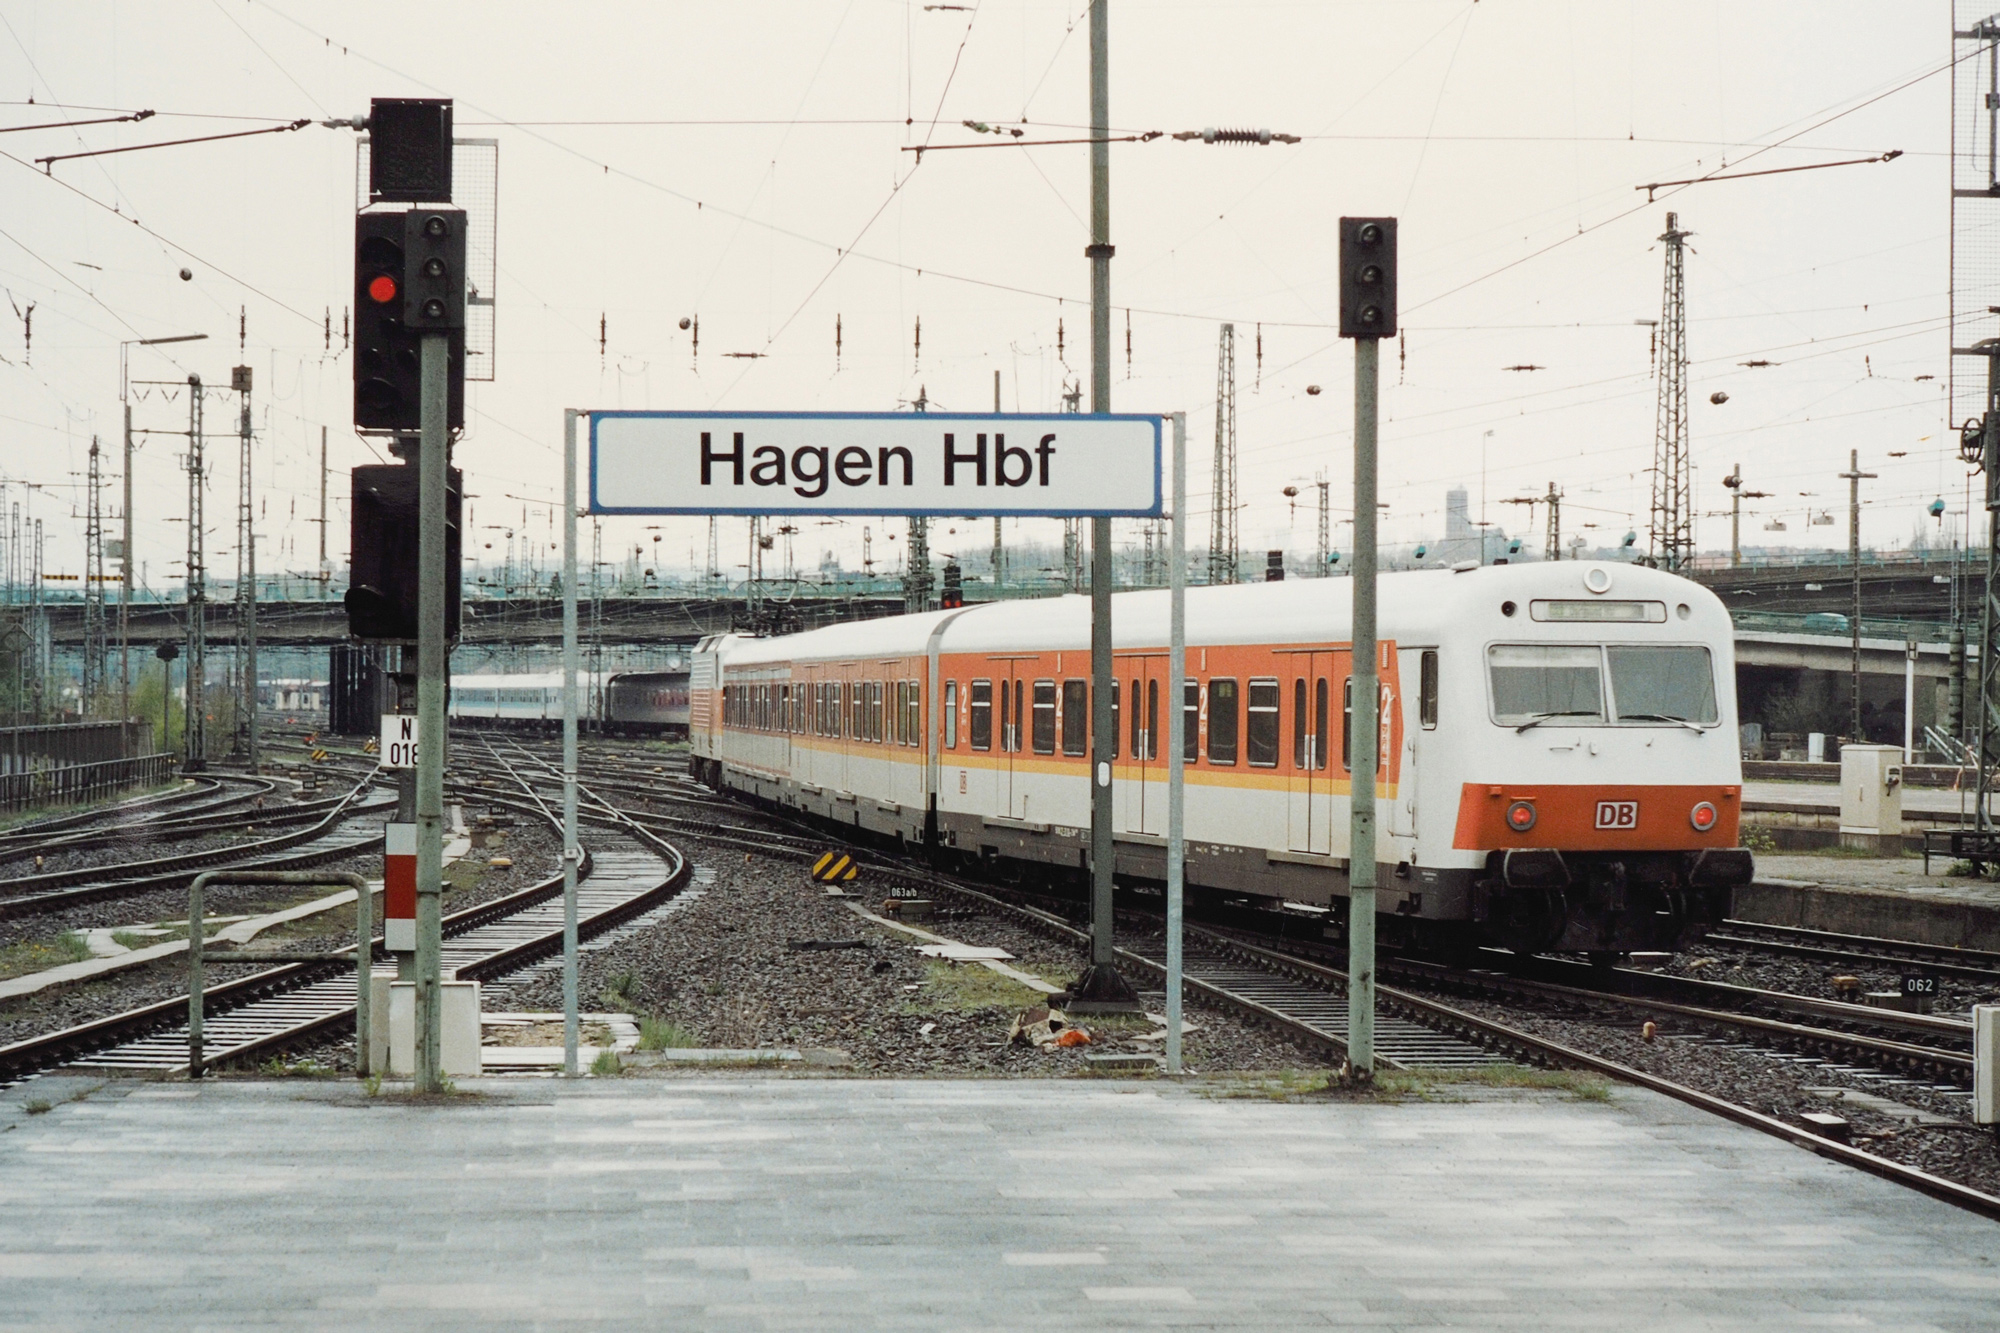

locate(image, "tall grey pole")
[[1841, 449, 1875, 740], [121, 403, 133, 729], [562, 409, 581, 1077], [1076, 0, 1132, 1007], [413, 332, 449, 1093], [240, 380, 258, 774], [1347, 334, 1380, 1079], [1166, 413, 1187, 1074]]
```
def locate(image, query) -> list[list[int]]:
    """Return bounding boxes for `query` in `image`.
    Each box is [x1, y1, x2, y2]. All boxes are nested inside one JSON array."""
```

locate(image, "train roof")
[[710, 561, 1727, 666]]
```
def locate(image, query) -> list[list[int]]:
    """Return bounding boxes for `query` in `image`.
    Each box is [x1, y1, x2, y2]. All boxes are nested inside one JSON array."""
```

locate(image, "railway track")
[[1703, 919, 2000, 986], [0, 776, 399, 921], [0, 778, 688, 1083], [0, 774, 278, 858], [540, 739, 2000, 1220]]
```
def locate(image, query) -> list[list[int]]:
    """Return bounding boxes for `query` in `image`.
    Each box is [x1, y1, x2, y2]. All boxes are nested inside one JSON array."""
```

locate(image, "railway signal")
[[343, 463, 462, 643], [1339, 218, 1398, 339], [1339, 214, 1399, 1083]]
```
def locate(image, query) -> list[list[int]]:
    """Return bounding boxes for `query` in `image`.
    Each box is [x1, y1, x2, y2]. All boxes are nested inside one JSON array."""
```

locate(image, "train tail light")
[[1505, 799, 1537, 833], [1690, 801, 1718, 833]]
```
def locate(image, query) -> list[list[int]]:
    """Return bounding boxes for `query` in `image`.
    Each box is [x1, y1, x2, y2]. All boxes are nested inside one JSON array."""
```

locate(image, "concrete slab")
[[1, 1076, 1997, 1330]]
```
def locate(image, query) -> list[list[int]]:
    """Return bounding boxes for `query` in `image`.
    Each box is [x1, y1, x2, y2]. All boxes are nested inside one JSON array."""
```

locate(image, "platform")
[[2, 1075, 1996, 1330], [1735, 853, 2000, 951]]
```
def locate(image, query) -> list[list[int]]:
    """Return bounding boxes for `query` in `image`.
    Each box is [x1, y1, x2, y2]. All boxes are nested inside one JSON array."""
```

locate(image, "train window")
[[1032, 681, 1056, 754], [722, 685, 731, 726], [945, 681, 959, 748], [831, 682, 843, 738], [1144, 679, 1159, 761], [1420, 651, 1438, 729], [970, 680, 993, 750], [1062, 680, 1088, 755], [780, 684, 791, 734], [1292, 679, 1308, 769], [1208, 679, 1238, 764], [1183, 679, 1199, 762], [1341, 678, 1352, 768], [1109, 679, 1120, 760], [909, 679, 922, 746], [1246, 679, 1280, 767], [1487, 644, 1604, 725], [1315, 677, 1329, 772], [1607, 646, 1717, 725], [873, 682, 885, 743], [1129, 677, 1143, 757], [893, 681, 905, 745], [1014, 679, 1024, 754], [997, 676, 1011, 752]]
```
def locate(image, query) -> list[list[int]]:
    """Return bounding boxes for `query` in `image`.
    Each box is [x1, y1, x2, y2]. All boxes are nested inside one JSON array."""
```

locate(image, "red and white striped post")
[[384, 821, 416, 954]]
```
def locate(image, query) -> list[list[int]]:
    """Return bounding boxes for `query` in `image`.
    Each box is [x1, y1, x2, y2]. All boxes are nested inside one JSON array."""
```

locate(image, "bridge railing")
[[0, 752, 175, 814], [1730, 609, 1957, 644]]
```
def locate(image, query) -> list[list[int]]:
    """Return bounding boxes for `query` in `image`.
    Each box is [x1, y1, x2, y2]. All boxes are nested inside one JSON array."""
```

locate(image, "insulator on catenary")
[[1173, 127, 1299, 145]]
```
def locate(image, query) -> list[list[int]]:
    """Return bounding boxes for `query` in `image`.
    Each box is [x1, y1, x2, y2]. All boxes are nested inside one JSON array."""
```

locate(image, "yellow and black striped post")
[[809, 851, 860, 885]]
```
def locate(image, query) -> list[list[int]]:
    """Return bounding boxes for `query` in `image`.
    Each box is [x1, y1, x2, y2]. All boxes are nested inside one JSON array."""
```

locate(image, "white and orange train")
[[691, 561, 1753, 955]]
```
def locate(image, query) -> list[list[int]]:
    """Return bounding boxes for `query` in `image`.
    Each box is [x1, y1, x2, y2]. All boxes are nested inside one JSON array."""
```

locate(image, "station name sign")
[[587, 411, 1161, 517]]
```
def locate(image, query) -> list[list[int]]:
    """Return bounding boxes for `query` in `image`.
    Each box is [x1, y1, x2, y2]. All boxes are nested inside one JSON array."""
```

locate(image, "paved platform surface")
[[4, 1076, 1999, 1330], [1752, 852, 2000, 900], [1744, 779, 1991, 820]]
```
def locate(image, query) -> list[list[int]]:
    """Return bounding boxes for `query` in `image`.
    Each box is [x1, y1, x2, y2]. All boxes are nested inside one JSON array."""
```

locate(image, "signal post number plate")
[[380, 715, 420, 770], [1595, 801, 1639, 830]]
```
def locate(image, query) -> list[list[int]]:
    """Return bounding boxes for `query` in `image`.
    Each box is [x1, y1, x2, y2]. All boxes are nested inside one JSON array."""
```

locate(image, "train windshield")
[[1608, 645, 1718, 724], [1487, 645, 1603, 724], [1488, 643, 1718, 727]]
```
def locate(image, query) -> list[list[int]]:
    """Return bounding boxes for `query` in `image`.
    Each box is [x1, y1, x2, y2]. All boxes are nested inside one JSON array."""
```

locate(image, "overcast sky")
[[0, 1, 1963, 591]]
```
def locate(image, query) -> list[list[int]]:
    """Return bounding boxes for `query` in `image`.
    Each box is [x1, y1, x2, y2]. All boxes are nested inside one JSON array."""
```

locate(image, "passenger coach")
[[691, 562, 1752, 956]]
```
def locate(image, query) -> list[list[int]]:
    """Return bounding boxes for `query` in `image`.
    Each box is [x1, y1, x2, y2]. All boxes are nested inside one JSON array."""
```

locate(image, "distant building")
[[1432, 486, 1503, 564]]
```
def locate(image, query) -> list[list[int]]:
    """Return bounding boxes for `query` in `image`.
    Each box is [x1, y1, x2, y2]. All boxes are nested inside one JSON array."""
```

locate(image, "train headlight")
[[1689, 801, 1718, 833], [1505, 800, 1537, 833]]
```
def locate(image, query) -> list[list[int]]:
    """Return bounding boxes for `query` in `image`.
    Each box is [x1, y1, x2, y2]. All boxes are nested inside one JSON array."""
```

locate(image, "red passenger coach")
[[691, 562, 1753, 957]]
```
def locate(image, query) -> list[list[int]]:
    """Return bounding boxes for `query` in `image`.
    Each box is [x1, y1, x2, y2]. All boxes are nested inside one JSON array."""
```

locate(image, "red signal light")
[[1689, 801, 1718, 832], [1505, 800, 1537, 833], [367, 274, 399, 305]]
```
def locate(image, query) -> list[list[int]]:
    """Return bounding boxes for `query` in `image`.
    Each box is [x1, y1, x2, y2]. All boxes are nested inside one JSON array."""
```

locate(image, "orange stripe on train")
[[1452, 783, 1740, 852]]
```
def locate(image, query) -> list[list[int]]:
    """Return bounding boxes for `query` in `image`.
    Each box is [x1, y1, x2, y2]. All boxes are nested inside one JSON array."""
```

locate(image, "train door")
[[1285, 651, 1335, 855], [1123, 655, 1167, 835], [1390, 649, 1427, 840]]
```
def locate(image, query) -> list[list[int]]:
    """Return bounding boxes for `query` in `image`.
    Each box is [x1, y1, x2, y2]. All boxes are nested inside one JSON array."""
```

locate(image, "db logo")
[[1595, 800, 1639, 830]]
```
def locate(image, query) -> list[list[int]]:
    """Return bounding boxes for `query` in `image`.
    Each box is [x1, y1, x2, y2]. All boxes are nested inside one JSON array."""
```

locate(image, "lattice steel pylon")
[[82, 437, 106, 711], [1315, 475, 1330, 576], [1648, 212, 1693, 570], [232, 365, 256, 769], [1209, 323, 1238, 584], [183, 374, 206, 771]]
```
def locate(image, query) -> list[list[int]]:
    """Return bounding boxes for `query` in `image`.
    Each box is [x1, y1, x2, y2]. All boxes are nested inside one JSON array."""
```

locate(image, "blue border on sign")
[[583, 409, 1164, 518]]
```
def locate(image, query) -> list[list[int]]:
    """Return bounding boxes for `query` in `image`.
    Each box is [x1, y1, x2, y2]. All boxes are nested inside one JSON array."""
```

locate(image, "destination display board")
[[586, 410, 1162, 517]]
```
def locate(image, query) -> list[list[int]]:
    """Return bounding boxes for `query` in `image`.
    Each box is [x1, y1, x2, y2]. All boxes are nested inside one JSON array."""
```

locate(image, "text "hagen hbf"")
[[699, 431, 1060, 500]]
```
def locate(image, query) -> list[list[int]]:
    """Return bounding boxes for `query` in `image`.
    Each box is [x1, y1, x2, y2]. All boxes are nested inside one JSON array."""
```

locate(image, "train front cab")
[[1432, 566, 1754, 957]]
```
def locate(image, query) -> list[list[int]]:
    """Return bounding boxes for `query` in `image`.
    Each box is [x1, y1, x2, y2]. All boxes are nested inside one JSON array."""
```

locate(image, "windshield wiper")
[[1514, 710, 1599, 734], [1619, 712, 1705, 734]]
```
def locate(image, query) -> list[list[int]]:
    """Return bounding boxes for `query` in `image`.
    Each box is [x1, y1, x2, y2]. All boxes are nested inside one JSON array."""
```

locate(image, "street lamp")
[[119, 333, 206, 731]]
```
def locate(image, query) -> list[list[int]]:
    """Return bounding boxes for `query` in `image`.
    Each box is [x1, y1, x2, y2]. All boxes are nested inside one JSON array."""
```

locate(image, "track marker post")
[[1339, 216, 1397, 1083]]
